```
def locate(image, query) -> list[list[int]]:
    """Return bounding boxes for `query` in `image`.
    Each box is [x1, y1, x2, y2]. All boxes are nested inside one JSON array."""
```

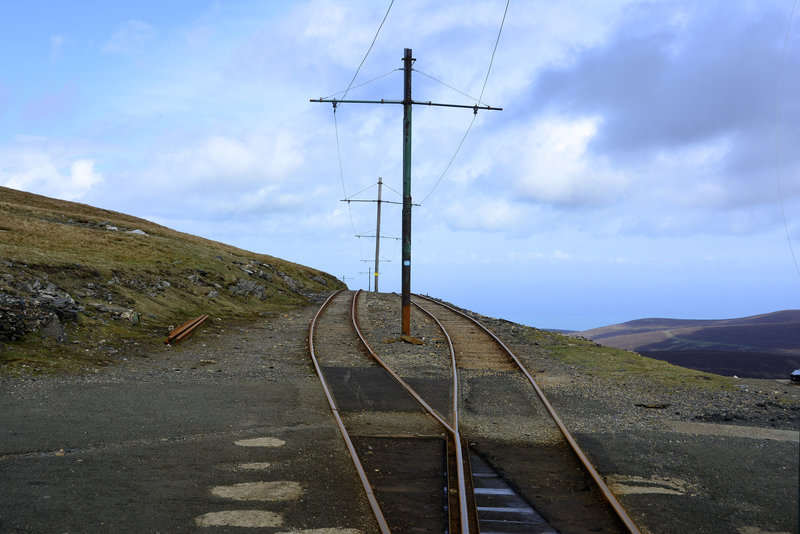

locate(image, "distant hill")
[[0, 186, 344, 373], [575, 311, 800, 378]]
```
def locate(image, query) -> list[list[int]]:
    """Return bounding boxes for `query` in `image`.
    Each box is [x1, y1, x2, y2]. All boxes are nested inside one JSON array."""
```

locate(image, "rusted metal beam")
[[165, 314, 209, 344]]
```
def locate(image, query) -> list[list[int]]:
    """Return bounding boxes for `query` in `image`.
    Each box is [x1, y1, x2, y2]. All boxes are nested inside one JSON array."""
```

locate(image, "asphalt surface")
[[0, 307, 376, 533]]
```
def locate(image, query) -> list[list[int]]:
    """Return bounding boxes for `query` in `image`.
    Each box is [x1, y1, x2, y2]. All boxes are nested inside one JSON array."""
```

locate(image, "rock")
[[0, 294, 57, 341], [40, 315, 66, 342], [279, 273, 301, 292], [228, 279, 267, 300], [86, 303, 138, 323], [127, 229, 148, 236]]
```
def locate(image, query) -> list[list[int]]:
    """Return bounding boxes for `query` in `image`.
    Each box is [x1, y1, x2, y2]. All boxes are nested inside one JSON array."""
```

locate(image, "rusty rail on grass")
[[165, 314, 209, 344]]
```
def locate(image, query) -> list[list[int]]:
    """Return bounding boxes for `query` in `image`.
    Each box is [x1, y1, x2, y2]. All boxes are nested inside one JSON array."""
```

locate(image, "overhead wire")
[[330, 0, 395, 260], [413, 69, 487, 105], [776, 0, 800, 279], [322, 69, 401, 101], [419, 0, 510, 205], [342, 0, 395, 99]]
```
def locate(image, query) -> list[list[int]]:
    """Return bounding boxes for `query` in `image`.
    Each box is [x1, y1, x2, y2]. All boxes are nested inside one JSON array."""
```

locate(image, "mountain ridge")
[[576, 310, 800, 378]]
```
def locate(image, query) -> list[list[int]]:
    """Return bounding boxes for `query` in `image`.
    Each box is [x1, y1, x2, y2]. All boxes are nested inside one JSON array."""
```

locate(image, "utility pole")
[[343, 177, 401, 293], [359, 267, 372, 291], [374, 177, 383, 293], [313, 48, 501, 336], [400, 48, 413, 336]]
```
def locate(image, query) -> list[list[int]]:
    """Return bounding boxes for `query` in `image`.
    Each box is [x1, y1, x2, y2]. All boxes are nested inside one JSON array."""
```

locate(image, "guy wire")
[[776, 0, 800, 278]]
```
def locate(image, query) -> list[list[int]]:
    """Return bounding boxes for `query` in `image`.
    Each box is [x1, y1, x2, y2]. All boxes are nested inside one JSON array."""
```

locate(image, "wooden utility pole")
[[313, 48, 501, 336], [400, 48, 414, 335], [374, 177, 383, 292], [343, 176, 397, 293]]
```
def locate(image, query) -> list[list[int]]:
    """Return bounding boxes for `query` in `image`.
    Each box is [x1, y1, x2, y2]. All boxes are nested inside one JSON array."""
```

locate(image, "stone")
[[40, 315, 66, 342]]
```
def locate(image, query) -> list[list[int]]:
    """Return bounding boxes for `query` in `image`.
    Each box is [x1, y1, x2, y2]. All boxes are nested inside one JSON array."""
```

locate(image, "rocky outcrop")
[[0, 292, 78, 342]]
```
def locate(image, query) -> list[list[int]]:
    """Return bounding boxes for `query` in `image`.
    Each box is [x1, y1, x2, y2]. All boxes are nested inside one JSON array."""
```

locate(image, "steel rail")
[[350, 290, 473, 532], [165, 314, 209, 344], [410, 299, 473, 533], [350, 290, 454, 433], [412, 294, 643, 534], [308, 290, 391, 534]]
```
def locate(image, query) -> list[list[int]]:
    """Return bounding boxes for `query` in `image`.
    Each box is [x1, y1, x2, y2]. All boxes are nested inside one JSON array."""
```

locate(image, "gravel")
[[2, 290, 798, 533]]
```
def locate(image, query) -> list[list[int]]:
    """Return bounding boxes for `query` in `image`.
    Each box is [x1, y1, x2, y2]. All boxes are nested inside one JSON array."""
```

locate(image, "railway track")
[[308, 290, 641, 533]]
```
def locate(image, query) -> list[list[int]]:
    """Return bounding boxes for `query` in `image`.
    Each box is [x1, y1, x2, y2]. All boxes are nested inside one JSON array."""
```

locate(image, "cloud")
[[532, 2, 791, 156], [102, 19, 155, 56], [153, 131, 303, 187], [510, 114, 629, 206], [50, 35, 66, 63], [442, 197, 525, 232], [1, 140, 103, 201]]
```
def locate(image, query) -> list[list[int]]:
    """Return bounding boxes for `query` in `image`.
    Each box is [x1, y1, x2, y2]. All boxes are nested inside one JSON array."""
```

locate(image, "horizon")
[[2, 1, 800, 332]]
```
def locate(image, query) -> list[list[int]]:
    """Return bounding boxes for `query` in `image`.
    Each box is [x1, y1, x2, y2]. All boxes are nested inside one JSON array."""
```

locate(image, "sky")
[[2, 0, 800, 331]]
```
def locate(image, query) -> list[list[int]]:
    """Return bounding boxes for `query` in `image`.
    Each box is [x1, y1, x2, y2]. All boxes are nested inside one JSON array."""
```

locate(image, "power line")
[[322, 69, 400, 101], [342, 0, 395, 100], [776, 0, 800, 280], [420, 0, 510, 205], [413, 69, 487, 105], [329, 1, 395, 262], [333, 107, 358, 237], [479, 0, 510, 103]]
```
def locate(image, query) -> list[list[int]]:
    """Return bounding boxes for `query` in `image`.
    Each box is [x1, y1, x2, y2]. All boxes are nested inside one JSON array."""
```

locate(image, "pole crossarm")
[[311, 97, 501, 113], [412, 101, 502, 112], [342, 199, 404, 205], [355, 234, 400, 240], [312, 47, 502, 335], [310, 98, 403, 105]]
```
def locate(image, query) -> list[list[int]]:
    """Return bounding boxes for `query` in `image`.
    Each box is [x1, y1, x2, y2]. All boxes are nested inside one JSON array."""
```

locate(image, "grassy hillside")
[[0, 186, 344, 374]]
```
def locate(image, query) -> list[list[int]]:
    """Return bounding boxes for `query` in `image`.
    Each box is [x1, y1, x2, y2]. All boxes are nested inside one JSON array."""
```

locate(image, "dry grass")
[[0, 186, 344, 374]]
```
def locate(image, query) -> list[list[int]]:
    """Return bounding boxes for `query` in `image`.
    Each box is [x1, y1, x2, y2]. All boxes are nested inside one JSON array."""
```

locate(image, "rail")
[[351, 290, 474, 532], [164, 314, 209, 344], [307, 290, 391, 533], [413, 294, 643, 534]]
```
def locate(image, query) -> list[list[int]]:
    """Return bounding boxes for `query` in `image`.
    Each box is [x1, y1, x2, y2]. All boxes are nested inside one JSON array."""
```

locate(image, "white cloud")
[[2, 143, 103, 201], [102, 19, 155, 56], [50, 35, 66, 63], [443, 198, 525, 232], [512, 115, 628, 206]]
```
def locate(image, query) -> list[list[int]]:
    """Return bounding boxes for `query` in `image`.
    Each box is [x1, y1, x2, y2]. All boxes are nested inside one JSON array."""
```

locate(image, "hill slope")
[[0, 186, 344, 372], [576, 311, 800, 378]]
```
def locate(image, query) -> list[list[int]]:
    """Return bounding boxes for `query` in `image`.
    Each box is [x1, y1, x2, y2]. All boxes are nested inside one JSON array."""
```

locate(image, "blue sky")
[[2, 0, 800, 331]]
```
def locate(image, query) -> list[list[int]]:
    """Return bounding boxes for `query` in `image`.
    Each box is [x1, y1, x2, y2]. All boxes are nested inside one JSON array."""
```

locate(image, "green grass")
[[522, 328, 735, 391], [0, 186, 344, 374]]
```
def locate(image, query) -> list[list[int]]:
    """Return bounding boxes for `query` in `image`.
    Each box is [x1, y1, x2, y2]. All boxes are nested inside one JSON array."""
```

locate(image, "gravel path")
[[1, 291, 798, 533]]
